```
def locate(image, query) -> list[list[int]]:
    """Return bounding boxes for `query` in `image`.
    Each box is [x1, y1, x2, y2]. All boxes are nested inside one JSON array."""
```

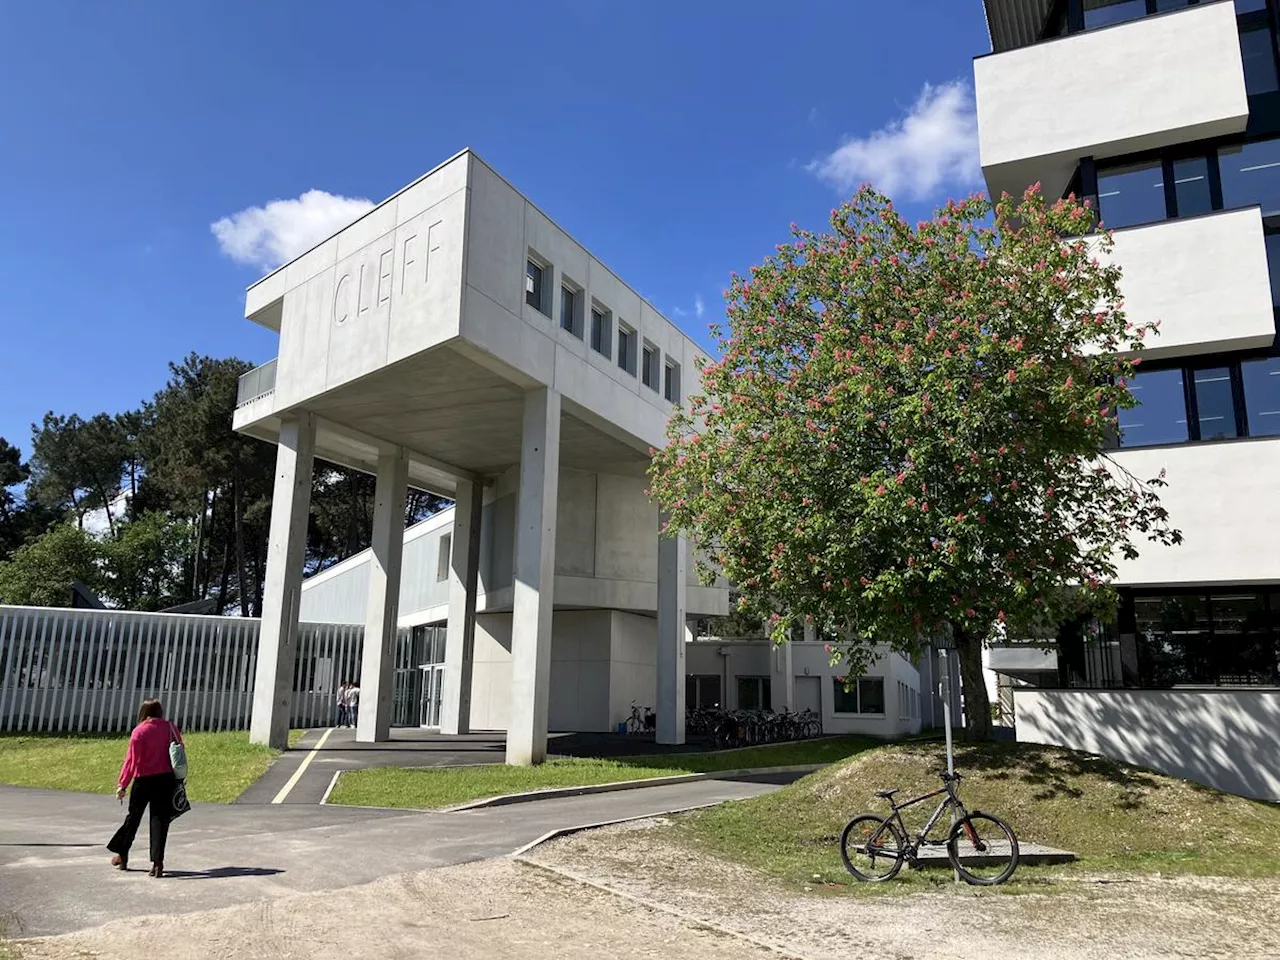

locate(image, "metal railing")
[[236, 358, 277, 407], [0, 605, 416, 733]]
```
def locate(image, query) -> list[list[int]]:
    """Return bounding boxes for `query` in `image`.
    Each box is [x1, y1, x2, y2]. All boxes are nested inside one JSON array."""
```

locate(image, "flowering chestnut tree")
[[650, 186, 1181, 739]]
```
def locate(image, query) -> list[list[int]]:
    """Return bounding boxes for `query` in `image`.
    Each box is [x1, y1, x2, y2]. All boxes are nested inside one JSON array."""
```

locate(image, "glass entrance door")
[[419, 665, 445, 727]]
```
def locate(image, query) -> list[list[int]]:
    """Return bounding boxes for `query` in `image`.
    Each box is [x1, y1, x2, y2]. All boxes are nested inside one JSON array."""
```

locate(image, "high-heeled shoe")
[[149, 862, 164, 878], [110, 855, 127, 870]]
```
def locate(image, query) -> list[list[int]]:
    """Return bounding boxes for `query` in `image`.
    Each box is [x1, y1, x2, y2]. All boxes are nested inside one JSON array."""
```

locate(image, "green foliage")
[[27, 412, 130, 535], [650, 187, 1181, 737], [0, 523, 103, 606], [99, 511, 194, 610]]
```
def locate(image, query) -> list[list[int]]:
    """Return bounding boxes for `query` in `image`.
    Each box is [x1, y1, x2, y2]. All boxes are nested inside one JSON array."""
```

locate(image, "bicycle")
[[839, 770, 1020, 885]]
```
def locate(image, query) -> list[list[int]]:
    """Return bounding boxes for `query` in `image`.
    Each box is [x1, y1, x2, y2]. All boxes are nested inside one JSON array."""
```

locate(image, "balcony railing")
[[236, 358, 277, 407]]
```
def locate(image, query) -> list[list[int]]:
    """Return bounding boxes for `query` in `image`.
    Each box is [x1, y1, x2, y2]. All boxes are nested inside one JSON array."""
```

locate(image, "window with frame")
[[525, 258, 548, 315], [1117, 368, 1189, 447], [617, 323, 637, 375], [1240, 18, 1280, 96], [736, 676, 772, 711], [1097, 160, 1167, 229], [437, 534, 451, 582], [641, 343, 660, 391], [831, 676, 886, 714], [1219, 137, 1280, 217], [686, 674, 722, 710], [663, 359, 681, 403], [561, 283, 583, 338], [1242, 356, 1280, 436], [590, 303, 612, 358], [1134, 589, 1280, 686]]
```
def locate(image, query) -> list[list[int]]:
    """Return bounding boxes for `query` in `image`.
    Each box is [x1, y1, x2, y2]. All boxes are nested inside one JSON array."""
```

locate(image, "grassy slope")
[[677, 740, 1280, 886], [0, 729, 303, 804], [327, 736, 879, 809]]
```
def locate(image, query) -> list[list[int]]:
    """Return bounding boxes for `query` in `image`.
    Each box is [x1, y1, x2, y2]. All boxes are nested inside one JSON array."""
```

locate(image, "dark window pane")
[[1119, 368, 1188, 447], [1236, 0, 1268, 12], [1135, 594, 1211, 686], [561, 287, 579, 335], [525, 261, 543, 311], [858, 678, 885, 714], [1243, 356, 1280, 436], [1241, 24, 1280, 96], [1172, 156, 1213, 217], [1154, 0, 1192, 9], [1084, 0, 1147, 29], [1210, 593, 1277, 685], [1192, 367, 1239, 440], [1098, 161, 1167, 228], [738, 677, 762, 711], [1266, 232, 1280, 306], [832, 678, 858, 713], [1219, 138, 1280, 217]]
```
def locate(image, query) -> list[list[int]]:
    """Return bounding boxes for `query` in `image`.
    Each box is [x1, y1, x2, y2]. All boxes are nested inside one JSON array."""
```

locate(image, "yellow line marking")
[[271, 727, 334, 804]]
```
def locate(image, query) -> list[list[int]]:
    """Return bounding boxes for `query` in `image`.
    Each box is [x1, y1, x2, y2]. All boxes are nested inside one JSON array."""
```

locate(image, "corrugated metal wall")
[[0, 605, 384, 733]]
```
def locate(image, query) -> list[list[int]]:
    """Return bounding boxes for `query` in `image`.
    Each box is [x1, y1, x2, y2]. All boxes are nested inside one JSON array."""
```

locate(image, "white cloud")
[[211, 189, 375, 270], [808, 80, 979, 201], [694, 294, 706, 319]]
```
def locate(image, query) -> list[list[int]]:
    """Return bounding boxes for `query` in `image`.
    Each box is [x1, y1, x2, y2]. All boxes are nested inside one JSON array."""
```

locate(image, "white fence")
[[0, 605, 372, 734]]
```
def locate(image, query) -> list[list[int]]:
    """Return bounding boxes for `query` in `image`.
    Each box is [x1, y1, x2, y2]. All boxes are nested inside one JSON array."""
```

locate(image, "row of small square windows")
[[526, 257, 681, 403]]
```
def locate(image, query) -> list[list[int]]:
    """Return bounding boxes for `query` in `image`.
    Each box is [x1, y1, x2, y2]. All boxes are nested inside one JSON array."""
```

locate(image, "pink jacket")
[[118, 718, 183, 790]]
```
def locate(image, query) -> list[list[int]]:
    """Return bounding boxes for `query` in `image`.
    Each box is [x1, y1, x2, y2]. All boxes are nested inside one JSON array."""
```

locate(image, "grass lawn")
[[674, 740, 1280, 890], [327, 736, 879, 809], [0, 729, 304, 804]]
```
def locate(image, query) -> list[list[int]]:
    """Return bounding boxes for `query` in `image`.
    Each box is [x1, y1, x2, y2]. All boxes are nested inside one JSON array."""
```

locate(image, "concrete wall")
[[1111, 437, 1280, 586], [685, 641, 923, 737], [248, 153, 471, 409], [1098, 208, 1276, 360], [460, 154, 708, 454], [609, 612, 659, 731], [975, 2, 1247, 199], [1014, 688, 1280, 801]]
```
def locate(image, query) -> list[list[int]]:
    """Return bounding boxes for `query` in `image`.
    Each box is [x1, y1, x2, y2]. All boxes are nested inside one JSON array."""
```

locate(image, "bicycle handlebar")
[[939, 770, 962, 783]]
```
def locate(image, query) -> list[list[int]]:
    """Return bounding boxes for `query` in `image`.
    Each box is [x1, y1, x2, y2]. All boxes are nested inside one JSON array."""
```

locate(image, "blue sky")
[[0, 1, 989, 457]]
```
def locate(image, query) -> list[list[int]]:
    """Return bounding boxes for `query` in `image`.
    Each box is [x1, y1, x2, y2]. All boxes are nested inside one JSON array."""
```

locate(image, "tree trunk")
[[204, 488, 220, 600], [954, 626, 993, 741], [216, 539, 232, 615], [233, 477, 250, 618], [191, 496, 206, 600]]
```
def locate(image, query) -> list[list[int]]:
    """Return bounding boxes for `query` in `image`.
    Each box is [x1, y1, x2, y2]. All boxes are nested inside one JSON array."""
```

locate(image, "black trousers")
[[107, 773, 176, 864]]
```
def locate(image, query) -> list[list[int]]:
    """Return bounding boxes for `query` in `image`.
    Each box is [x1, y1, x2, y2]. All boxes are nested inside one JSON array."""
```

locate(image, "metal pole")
[[939, 650, 959, 883]]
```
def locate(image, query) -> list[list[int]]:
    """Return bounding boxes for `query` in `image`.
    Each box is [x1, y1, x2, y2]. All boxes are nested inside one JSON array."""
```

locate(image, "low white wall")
[[1014, 688, 1280, 801]]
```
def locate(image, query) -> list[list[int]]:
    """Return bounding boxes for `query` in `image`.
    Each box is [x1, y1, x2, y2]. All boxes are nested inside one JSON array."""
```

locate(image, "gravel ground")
[[525, 818, 1280, 960], [11, 858, 776, 960], [14, 817, 1280, 960]]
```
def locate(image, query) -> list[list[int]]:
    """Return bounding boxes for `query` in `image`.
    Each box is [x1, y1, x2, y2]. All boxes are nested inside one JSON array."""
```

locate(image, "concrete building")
[[233, 150, 728, 763], [976, 0, 1280, 800]]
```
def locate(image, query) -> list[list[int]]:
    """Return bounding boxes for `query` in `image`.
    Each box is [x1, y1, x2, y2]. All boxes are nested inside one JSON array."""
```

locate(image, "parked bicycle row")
[[685, 706, 822, 748]]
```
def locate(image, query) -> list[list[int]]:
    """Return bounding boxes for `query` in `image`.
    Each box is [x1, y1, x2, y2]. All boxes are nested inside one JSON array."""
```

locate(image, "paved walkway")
[[237, 727, 715, 805], [0, 774, 786, 937]]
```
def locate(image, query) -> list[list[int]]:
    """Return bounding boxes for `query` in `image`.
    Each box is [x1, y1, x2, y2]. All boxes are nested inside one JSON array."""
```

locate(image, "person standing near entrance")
[[347, 681, 360, 729], [108, 699, 184, 878], [335, 681, 350, 727]]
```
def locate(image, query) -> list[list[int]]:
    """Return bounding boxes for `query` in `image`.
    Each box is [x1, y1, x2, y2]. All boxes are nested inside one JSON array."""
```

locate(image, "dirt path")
[[15, 817, 1280, 960], [525, 819, 1280, 960], [13, 858, 776, 960]]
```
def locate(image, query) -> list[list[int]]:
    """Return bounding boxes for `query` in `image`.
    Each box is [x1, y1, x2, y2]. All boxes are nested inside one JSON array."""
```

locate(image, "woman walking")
[[107, 699, 183, 877]]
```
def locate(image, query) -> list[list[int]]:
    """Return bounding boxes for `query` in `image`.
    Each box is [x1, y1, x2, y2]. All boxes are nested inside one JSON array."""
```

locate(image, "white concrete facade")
[[236, 150, 727, 761], [685, 641, 924, 739], [977, 0, 1280, 798]]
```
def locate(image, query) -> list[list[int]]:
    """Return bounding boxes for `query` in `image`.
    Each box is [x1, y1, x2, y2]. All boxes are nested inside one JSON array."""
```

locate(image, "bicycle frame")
[[881, 781, 970, 857]]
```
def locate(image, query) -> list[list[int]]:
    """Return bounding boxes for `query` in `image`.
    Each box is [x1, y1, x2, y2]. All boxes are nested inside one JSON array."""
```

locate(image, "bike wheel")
[[840, 815, 905, 882], [947, 813, 1020, 885]]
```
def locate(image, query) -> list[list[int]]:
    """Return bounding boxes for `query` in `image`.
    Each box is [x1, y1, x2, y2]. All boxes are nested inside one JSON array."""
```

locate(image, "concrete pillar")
[[656, 513, 687, 745], [506, 388, 560, 765], [356, 448, 409, 743], [440, 479, 483, 735], [774, 636, 795, 713], [249, 413, 316, 748]]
